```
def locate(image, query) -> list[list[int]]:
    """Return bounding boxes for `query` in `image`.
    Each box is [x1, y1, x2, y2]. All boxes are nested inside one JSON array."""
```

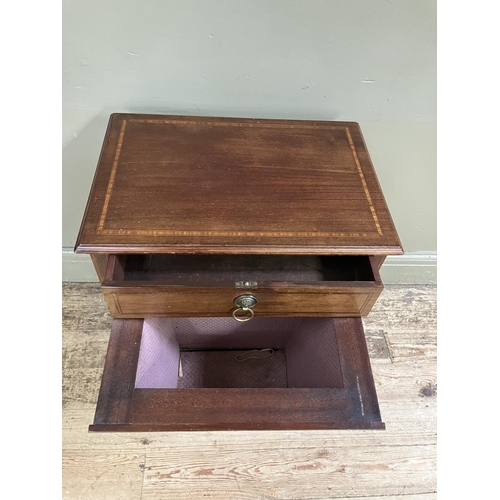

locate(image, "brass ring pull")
[[232, 294, 258, 322], [232, 306, 255, 322]]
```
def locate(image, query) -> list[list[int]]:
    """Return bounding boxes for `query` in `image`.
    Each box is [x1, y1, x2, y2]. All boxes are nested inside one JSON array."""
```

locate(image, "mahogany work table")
[[75, 113, 403, 432]]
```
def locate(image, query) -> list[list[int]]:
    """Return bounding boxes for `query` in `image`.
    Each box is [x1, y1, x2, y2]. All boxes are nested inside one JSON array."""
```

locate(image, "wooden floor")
[[62, 283, 437, 500]]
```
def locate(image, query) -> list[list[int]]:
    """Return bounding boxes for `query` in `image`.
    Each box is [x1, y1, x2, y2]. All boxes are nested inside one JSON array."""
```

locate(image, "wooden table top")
[[75, 113, 402, 255]]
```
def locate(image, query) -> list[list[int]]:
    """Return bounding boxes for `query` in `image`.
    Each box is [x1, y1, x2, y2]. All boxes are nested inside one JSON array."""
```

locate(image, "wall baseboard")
[[62, 248, 436, 285], [62, 248, 99, 282], [378, 252, 436, 285]]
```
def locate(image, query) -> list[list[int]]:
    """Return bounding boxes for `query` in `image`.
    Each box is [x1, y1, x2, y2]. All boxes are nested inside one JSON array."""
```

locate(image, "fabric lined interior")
[[177, 350, 288, 388], [135, 317, 344, 389]]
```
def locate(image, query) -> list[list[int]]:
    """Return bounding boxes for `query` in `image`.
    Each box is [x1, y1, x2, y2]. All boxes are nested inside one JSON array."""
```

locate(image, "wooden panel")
[[373, 254, 386, 270], [334, 317, 383, 423], [93, 319, 143, 425], [104, 254, 127, 281], [118, 388, 353, 430], [90, 253, 108, 283], [89, 316, 385, 431], [120, 254, 378, 283], [125, 387, 382, 431], [75, 113, 403, 255], [102, 287, 382, 318]]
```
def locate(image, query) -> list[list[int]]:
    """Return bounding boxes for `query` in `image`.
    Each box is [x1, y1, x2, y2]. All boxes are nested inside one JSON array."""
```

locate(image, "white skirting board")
[[62, 248, 436, 285]]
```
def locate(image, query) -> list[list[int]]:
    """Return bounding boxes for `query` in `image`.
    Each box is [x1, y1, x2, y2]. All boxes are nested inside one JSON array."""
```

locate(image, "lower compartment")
[[135, 317, 343, 390], [90, 317, 385, 431]]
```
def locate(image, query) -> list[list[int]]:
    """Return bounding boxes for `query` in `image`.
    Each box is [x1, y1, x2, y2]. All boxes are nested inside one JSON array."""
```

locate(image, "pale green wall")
[[63, 0, 436, 282]]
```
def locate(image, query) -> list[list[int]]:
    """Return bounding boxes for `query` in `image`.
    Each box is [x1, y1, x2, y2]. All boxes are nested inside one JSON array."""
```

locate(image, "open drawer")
[[90, 316, 385, 431], [101, 254, 383, 318]]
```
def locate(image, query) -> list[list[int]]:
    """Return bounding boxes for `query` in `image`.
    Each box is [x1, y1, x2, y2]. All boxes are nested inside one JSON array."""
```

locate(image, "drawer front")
[[90, 317, 385, 431], [102, 254, 383, 319], [103, 286, 381, 318]]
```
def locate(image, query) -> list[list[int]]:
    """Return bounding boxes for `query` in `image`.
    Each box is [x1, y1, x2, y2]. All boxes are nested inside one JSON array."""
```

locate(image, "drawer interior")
[[135, 317, 343, 389], [91, 317, 385, 431], [107, 254, 377, 284]]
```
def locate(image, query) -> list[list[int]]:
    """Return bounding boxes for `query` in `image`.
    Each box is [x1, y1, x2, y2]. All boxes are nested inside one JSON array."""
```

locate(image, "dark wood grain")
[[89, 421, 385, 432], [334, 317, 383, 423], [373, 255, 386, 270], [93, 319, 143, 425], [75, 113, 403, 255], [101, 254, 382, 318], [90, 254, 108, 283], [120, 254, 376, 282], [102, 287, 382, 318], [89, 317, 385, 431], [104, 254, 127, 282], [131, 388, 352, 425]]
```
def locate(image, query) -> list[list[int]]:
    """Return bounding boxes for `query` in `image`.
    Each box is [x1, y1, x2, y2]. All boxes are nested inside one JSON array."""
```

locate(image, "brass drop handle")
[[232, 294, 258, 322]]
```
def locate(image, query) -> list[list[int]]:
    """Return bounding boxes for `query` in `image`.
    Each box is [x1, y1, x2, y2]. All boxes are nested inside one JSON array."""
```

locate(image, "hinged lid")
[[75, 113, 402, 255]]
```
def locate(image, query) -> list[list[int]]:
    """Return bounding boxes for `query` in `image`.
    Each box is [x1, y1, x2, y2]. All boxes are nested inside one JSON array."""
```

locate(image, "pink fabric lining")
[[172, 317, 300, 349], [134, 319, 179, 389], [286, 318, 343, 388], [177, 350, 288, 388], [135, 317, 344, 389]]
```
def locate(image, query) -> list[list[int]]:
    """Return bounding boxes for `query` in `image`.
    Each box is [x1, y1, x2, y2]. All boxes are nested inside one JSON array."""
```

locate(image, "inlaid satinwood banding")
[[96, 118, 383, 238], [97, 119, 127, 232]]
